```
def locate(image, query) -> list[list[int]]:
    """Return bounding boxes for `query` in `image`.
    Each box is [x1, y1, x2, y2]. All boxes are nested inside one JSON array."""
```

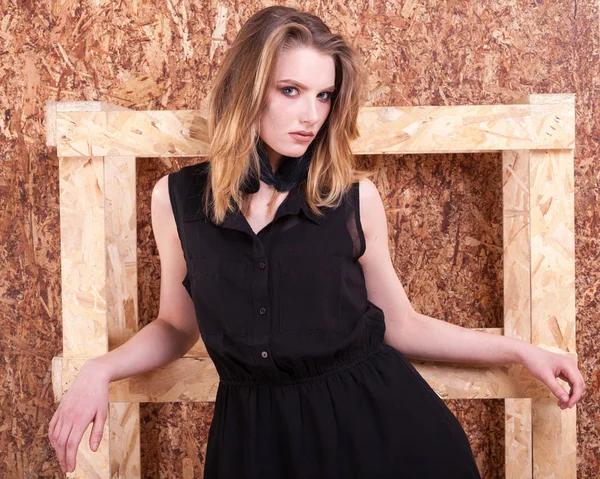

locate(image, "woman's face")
[[259, 46, 336, 170]]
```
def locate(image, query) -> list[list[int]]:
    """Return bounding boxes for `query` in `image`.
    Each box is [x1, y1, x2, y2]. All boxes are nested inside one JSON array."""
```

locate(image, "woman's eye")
[[281, 87, 334, 101]]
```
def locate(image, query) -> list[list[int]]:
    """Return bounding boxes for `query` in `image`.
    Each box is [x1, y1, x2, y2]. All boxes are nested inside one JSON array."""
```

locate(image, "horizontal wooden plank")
[[52, 328, 576, 403], [53, 100, 574, 157], [45, 100, 132, 147]]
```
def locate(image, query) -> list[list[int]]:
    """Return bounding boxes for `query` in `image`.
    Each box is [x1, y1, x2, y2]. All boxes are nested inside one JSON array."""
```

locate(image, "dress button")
[[259, 262, 266, 270], [261, 351, 268, 359], [259, 307, 266, 314]]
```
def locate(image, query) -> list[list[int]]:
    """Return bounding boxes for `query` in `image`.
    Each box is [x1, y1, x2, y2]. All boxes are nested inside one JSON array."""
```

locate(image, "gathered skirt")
[[204, 343, 481, 478]]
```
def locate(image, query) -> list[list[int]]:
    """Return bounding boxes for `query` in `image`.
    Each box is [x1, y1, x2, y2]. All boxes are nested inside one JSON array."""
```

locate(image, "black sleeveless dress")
[[168, 163, 481, 479]]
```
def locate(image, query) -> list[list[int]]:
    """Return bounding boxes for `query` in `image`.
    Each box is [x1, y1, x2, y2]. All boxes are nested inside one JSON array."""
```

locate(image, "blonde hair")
[[204, 5, 372, 224]]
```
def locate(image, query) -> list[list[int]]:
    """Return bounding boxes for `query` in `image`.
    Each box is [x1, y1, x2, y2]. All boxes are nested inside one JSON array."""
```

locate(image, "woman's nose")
[[301, 99, 319, 124]]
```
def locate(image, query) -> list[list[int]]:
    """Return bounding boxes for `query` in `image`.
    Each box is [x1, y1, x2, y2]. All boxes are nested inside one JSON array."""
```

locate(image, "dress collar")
[[186, 173, 322, 233], [221, 180, 322, 231]]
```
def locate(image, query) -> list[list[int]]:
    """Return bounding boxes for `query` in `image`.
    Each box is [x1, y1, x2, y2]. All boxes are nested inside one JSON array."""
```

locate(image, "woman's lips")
[[289, 133, 313, 142]]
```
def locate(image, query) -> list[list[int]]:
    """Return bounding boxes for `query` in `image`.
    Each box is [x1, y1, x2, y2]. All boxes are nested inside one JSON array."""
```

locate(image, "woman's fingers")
[[553, 360, 586, 409], [549, 376, 570, 407], [64, 419, 90, 473], [51, 414, 64, 466], [55, 418, 72, 472], [89, 409, 107, 452], [48, 410, 58, 448], [564, 365, 586, 408]]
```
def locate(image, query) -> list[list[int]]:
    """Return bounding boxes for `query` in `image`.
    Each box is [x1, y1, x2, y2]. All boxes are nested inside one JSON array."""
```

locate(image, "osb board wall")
[[1, 1, 598, 478]]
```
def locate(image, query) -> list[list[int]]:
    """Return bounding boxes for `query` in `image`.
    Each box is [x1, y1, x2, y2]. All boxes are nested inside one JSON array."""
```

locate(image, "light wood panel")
[[52, 102, 574, 158], [52, 98, 143, 477], [503, 147, 533, 478], [530, 148, 577, 478], [105, 155, 141, 478]]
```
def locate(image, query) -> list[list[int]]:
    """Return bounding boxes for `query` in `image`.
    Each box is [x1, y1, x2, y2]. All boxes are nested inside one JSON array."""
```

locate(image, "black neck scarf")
[[241, 140, 315, 194]]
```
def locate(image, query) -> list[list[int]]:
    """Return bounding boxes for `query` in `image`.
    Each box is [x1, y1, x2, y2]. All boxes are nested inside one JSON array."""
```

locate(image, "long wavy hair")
[[203, 5, 372, 224]]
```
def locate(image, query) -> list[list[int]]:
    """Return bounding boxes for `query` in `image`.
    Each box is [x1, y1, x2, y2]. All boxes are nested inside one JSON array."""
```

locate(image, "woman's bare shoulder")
[[357, 178, 384, 232], [152, 175, 171, 211], [357, 177, 380, 202], [357, 178, 388, 260]]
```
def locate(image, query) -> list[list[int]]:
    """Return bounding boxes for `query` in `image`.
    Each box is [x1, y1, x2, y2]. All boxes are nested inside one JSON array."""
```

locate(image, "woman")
[[49, 6, 586, 477]]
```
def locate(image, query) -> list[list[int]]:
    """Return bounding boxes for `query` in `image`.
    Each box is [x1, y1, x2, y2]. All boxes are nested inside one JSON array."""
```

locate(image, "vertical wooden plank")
[[518, 93, 577, 479], [59, 156, 108, 358], [530, 148, 577, 478], [54, 102, 141, 478], [505, 399, 533, 477], [58, 154, 110, 477], [109, 403, 141, 478], [105, 155, 141, 478], [503, 149, 533, 478], [105, 156, 139, 348], [502, 149, 533, 346]]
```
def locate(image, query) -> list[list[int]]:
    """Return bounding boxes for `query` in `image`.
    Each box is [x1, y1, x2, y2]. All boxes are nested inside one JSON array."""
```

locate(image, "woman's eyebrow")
[[277, 79, 335, 90]]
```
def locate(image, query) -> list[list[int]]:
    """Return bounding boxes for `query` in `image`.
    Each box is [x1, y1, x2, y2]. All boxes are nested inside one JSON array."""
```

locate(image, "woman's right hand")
[[48, 360, 111, 474]]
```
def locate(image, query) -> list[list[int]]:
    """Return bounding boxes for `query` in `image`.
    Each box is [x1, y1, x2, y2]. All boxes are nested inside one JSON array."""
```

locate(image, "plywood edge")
[[51, 356, 63, 402], [45, 101, 57, 147], [514, 93, 575, 105], [55, 101, 131, 112]]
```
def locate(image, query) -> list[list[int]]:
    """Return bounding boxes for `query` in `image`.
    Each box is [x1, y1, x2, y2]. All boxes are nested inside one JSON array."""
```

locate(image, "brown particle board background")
[[1, 1, 599, 478]]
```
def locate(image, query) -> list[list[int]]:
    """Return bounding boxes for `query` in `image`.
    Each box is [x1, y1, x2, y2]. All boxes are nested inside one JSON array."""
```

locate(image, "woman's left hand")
[[520, 345, 586, 409]]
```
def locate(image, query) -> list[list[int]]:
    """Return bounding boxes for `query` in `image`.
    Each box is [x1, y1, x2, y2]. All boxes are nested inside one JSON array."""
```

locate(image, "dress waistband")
[[219, 343, 386, 387]]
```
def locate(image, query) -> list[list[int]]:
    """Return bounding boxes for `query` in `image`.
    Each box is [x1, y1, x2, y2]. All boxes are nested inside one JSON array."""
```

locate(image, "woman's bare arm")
[[357, 178, 586, 409], [88, 174, 200, 382], [357, 178, 527, 364]]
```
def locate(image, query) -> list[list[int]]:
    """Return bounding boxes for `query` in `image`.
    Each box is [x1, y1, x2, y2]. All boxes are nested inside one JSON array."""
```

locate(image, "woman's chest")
[[185, 236, 362, 341], [179, 197, 365, 340], [244, 191, 290, 236]]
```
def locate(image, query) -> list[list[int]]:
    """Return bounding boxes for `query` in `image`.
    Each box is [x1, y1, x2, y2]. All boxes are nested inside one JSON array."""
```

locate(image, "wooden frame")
[[45, 93, 577, 478]]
